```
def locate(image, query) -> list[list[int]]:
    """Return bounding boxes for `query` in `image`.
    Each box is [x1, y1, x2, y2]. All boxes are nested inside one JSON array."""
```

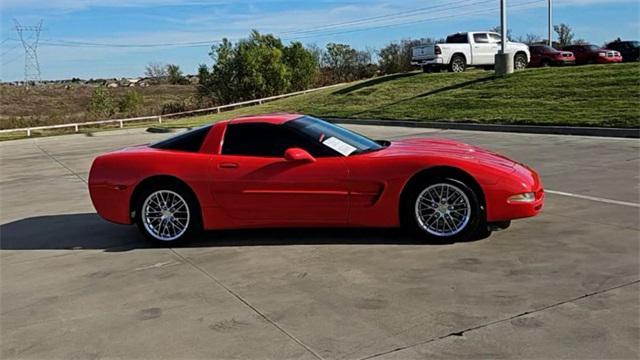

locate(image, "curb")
[[325, 118, 640, 139]]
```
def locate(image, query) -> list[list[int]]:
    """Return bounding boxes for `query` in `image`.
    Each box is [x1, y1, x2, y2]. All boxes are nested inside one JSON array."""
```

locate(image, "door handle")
[[219, 162, 239, 169]]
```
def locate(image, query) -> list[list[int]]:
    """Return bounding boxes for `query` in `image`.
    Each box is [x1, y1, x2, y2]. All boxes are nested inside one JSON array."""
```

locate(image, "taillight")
[[598, 52, 606, 57], [435, 45, 441, 55]]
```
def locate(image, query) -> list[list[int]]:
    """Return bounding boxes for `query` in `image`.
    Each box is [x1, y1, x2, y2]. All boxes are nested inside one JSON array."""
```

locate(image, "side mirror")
[[284, 148, 316, 163]]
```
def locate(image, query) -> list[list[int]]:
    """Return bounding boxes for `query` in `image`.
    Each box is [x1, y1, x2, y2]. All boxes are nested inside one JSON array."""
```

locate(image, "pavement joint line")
[[543, 211, 639, 232], [168, 248, 325, 360], [359, 279, 640, 360], [545, 189, 640, 208], [32, 139, 88, 184]]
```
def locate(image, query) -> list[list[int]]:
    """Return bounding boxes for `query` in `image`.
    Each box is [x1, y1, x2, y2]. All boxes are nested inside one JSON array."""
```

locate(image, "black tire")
[[514, 53, 528, 70], [422, 65, 432, 73], [402, 177, 484, 243], [541, 59, 551, 67], [135, 181, 202, 244], [448, 55, 466, 73]]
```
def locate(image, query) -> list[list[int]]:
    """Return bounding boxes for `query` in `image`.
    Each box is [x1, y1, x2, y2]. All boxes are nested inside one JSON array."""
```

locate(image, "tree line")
[[89, 23, 591, 116]]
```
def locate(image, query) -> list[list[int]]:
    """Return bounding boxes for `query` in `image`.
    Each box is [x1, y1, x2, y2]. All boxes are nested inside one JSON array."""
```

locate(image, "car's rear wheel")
[[136, 183, 201, 244], [514, 53, 528, 70], [449, 55, 466, 73], [404, 177, 484, 243]]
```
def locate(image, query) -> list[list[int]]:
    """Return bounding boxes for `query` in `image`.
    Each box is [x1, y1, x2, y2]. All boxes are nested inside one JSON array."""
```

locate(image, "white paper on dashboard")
[[322, 137, 357, 156]]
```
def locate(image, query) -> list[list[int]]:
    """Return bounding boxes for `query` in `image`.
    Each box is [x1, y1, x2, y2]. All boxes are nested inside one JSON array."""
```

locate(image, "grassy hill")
[[169, 63, 640, 129]]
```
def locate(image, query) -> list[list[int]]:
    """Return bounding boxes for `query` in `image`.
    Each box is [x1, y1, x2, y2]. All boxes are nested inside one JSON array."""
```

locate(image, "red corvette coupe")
[[89, 114, 544, 243]]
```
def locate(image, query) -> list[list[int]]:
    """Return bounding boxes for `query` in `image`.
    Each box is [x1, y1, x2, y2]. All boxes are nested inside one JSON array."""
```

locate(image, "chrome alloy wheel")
[[415, 183, 471, 237], [451, 58, 465, 72], [142, 190, 190, 241], [515, 55, 528, 70]]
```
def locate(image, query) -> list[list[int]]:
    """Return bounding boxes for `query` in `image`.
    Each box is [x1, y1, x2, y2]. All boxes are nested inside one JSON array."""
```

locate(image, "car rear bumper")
[[89, 183, 133, 225], [411, 57, 444, 66]]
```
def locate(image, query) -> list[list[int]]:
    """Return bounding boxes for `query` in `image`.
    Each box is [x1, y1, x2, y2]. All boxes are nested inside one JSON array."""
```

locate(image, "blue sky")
[[1, 0, 638, 81]]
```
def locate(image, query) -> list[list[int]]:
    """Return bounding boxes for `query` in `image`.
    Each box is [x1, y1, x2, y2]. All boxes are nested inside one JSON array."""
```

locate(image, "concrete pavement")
[[1, 125, 638, 359]]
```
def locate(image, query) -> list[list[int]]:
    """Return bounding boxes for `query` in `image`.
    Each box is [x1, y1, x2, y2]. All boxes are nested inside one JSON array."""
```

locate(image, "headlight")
[[508, 192, 536, 203], [599, 52, 606, 57]]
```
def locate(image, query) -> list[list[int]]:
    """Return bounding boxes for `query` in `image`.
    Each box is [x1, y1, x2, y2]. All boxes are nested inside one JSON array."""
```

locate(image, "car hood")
[[373, 137, 518, 170]]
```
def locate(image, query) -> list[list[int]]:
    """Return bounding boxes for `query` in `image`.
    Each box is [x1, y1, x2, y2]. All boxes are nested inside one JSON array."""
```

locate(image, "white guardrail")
[[0, 82, 346, 137]]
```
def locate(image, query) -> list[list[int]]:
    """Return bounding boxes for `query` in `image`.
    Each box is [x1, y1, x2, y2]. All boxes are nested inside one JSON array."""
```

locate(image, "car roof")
[[221, 113, 303, 125]]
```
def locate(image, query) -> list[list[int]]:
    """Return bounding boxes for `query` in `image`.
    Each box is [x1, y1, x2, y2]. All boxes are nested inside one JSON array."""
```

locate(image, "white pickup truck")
[[411, 32, 530, 73]]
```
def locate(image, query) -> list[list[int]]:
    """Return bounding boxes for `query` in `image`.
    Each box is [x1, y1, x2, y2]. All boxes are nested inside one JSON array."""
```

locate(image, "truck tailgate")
[[412, 45, 436, 60]]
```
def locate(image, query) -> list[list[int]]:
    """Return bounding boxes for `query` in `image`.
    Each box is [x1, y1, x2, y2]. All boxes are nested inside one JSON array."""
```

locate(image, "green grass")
[[166, 63, 640, 129], [2, 64, 638, 141]]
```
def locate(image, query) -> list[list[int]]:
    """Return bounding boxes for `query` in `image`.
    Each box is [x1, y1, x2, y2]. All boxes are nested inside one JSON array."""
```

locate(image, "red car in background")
[[562, 44, 622, 65], [529, 45, 575, 67], [89, 114, 544, 244]]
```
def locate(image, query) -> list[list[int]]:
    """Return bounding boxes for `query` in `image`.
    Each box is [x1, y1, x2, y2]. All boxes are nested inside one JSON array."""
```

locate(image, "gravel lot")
[[1, 125, 638, 359]]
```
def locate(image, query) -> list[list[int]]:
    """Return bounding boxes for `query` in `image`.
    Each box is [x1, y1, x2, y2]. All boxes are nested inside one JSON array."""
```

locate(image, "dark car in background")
[[605, 40, 639, 62], [562, 44, 622, 65], [529, 45, 575, 67]]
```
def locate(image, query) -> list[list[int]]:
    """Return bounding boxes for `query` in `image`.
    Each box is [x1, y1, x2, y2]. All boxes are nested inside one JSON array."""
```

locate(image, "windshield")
[[630, 41, 640, 48], [285, 116, 384, 156], [587, 45, 601, 51]]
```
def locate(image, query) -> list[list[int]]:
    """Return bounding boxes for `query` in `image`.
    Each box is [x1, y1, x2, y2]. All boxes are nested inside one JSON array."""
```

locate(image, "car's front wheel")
[[136, 183, 201, 244], [404, 177, 484, 243]]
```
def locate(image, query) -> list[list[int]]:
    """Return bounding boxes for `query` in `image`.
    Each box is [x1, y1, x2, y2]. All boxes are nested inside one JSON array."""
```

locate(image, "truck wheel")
[[449, 55, 466, 73], [422, 65, 433, 73], [514, 53, 528, 70]]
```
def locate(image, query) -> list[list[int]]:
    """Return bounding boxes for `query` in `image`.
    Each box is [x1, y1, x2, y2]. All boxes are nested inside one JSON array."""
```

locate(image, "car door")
[[472, 33, 496, 65], [210, 122, 350, 225]]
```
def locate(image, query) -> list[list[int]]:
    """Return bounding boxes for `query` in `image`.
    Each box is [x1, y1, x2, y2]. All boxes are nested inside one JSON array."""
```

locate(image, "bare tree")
[[554, 24, 575, 47], [144, 62, 167, 84], [518, 33, 542, 45]]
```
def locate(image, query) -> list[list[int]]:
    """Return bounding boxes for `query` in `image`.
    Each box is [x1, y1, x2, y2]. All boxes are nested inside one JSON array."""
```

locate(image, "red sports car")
[[89, 114, 544, 243]]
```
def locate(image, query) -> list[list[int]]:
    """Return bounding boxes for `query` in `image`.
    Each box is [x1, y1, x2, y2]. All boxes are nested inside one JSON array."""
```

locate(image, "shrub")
[[87, 86, 116, 119], [118, 90, 144, 115]]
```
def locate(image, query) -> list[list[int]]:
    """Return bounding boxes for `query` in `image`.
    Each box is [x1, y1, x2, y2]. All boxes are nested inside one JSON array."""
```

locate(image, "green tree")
[[118, 90, 144, 115], [166, 64, 186, 85], [199, 30, 319, 104], [87, 86, 116, 119], [283, 42, 318, 91], [323, 43, 358, 82], [378, 43, 403, 74], [554, 23, 575, 47]]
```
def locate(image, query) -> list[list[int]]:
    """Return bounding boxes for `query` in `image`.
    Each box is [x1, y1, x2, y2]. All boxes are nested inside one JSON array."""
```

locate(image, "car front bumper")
[[484, 164, 545, 222]]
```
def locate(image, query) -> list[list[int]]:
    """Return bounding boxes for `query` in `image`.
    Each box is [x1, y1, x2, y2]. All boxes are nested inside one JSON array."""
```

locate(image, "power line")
[[277, 0, 491, 36], [1, 52, 23, 67], [34, 0, 543, 49], [36, 0, 485, 48], [283, 0, 546, 41]]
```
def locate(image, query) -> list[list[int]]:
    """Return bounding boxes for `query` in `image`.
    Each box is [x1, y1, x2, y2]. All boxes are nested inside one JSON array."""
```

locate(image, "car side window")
[[222, 123, 337, 158], [474, 34, 489, 43], [488, 34, 502, 43], [446, 34, 468, 44]]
